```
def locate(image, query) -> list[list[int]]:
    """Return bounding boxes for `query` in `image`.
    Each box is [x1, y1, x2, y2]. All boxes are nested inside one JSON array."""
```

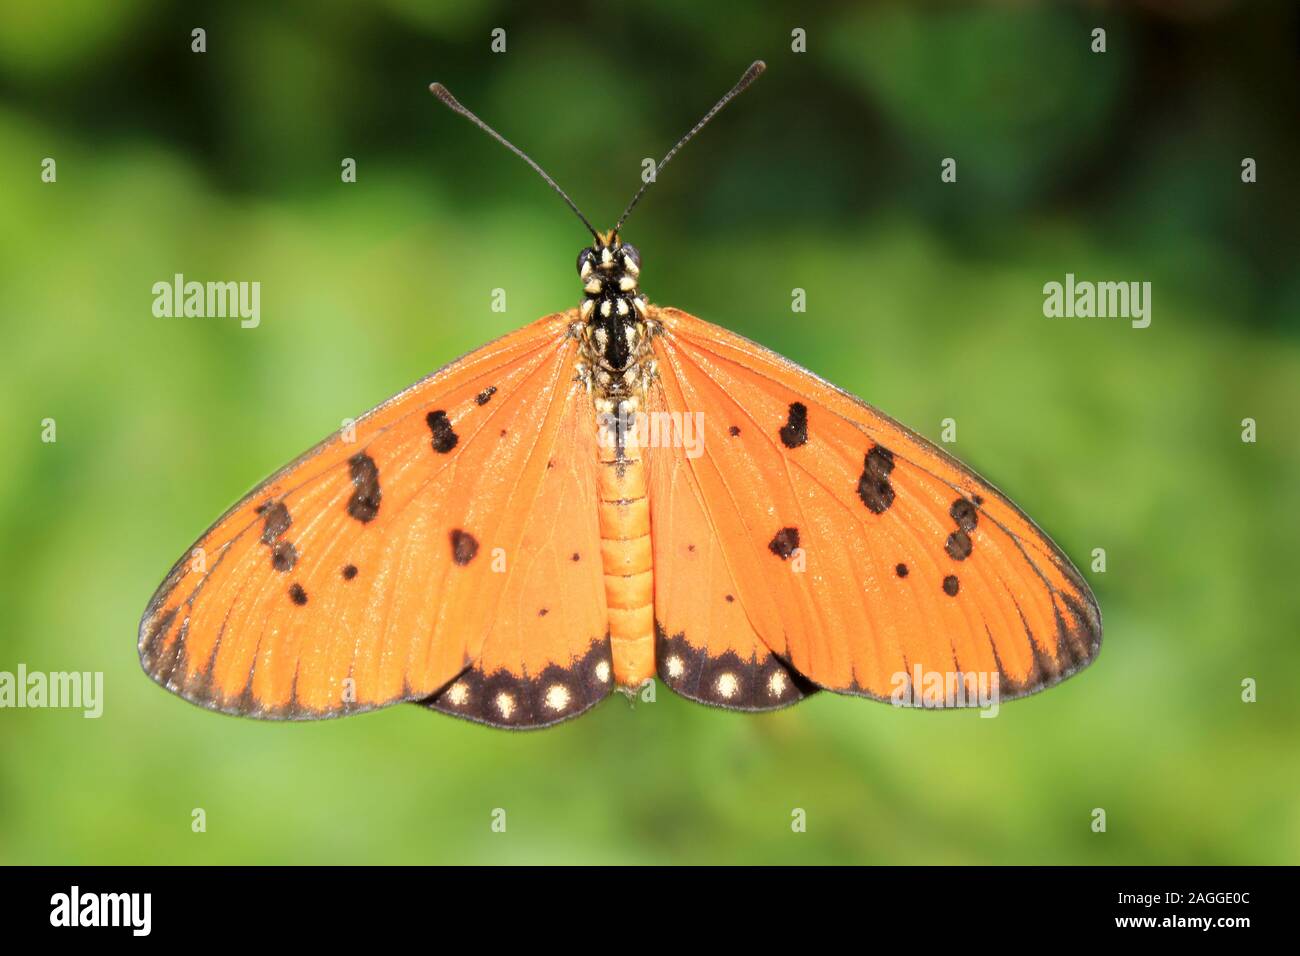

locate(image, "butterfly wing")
[[421, 379, 614, 727], [648, 429, 819, 711], [646, 306, 1101, 708], [139, 310, 613, 727]]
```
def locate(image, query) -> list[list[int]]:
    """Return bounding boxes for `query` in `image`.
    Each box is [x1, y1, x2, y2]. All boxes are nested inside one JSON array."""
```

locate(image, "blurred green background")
[[1, 1, 1297, 865]]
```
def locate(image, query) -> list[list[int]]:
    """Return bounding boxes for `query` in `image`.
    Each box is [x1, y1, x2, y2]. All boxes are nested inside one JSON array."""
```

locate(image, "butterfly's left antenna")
[[612, 60, 766, 236], [430, 82, 600, 241]]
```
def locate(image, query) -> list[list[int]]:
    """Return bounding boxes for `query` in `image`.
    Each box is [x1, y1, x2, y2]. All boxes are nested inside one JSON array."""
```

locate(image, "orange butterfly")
[[139, 62, 1100, 728]]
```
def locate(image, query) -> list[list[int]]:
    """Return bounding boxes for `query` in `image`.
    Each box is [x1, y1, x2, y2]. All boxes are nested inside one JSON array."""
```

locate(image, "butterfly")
[[139, 61, 1100, 729]]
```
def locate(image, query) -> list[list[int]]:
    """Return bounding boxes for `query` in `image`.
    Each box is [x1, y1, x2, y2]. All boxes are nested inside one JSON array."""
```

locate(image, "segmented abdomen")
[[596, 402, 654, 689]]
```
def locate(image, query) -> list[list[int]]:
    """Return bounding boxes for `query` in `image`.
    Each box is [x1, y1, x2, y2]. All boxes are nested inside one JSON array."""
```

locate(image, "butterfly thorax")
[[575, 234, 655, 399]]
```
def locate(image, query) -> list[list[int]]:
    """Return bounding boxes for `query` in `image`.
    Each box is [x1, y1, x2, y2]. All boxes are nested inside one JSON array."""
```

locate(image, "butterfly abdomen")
[[596, 397, 655, 690]]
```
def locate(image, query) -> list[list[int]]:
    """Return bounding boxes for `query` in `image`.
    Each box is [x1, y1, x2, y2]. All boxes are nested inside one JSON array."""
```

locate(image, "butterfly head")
[[577, 232, 648, 331], [577, 232, 641, 295]]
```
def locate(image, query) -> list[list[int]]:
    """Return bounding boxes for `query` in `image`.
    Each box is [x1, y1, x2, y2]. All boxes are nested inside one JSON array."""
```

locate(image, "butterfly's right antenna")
[[612, 60, 766, 236], [430, 82, 601, 241]]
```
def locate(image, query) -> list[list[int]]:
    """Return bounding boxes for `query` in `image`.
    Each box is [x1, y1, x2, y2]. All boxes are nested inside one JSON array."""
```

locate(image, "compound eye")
[[620, 244, 641, 272], [576, 248, 596, 276]]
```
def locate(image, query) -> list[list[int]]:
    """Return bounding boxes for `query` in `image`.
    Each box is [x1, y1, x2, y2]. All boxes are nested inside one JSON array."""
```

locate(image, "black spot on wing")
[[945, 531, 973, 561], [450, 529, 479, 566], [895, 562, 909, 578], [778, 401, 808, 449], [426, 410, 458, 453], [260, 501, 291, 543], [271, 540, 297, 572], [950, 497, 978, 532], [347, 452, 381, 522], [728, 425, 741, 437], [289, 583, 308, 605], [475, 386, 497, 406], [942, 574, 960, 597], [258, 501, 297, 571], [768, 527, 800, 559], [421, 638, 612, 729], [341, 564, 358, 580], [944, 497, 978, 561], [857, 444, 896, 514]]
